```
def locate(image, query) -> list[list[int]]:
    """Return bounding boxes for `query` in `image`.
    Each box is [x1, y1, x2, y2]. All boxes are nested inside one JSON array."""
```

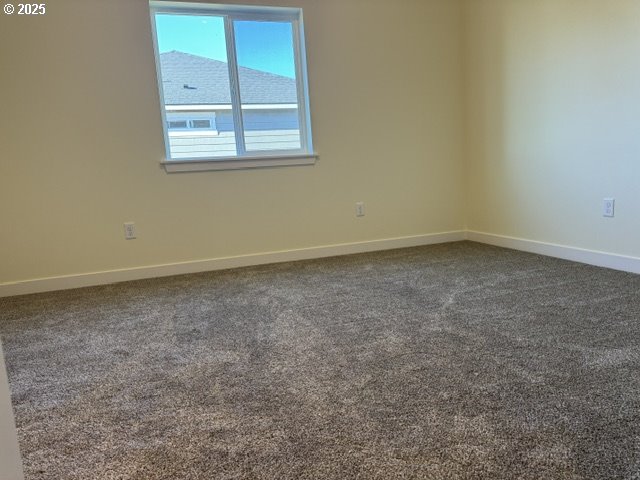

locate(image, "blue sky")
[[155, 15, 296, 78]]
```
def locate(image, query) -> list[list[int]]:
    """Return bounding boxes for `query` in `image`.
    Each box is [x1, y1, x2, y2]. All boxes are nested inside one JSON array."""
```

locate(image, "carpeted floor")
[[1, 241, 640, 479]]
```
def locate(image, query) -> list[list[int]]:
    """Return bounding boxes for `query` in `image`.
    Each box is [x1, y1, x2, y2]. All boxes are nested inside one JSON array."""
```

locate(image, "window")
[[167, 120, 188, 130], [190, 119, 212, 129], [149, 2, 316, 172], [166, 118, 216, 131]]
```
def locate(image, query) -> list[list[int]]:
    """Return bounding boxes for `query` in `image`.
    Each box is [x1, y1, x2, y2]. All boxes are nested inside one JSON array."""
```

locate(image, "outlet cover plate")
[[603, 198, 615, 217]]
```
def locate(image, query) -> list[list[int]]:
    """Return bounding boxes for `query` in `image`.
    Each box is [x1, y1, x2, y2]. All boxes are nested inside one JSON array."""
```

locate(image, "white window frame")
[[149, 1, 317, 172]]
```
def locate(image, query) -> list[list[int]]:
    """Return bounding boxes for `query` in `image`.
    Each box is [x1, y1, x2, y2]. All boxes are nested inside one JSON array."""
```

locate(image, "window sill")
[[161, 153, 318, 173]]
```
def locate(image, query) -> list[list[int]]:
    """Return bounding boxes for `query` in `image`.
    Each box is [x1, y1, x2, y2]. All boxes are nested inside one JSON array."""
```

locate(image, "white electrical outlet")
[[355, 202, 365, 217], [124, 222, 137, 240], [603, 198, 615, 218]]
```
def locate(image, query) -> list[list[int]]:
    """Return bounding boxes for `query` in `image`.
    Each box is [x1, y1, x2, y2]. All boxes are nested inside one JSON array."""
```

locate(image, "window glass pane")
[[234, 20, 302, 152], [167, 120, 188, 129], [190, 119, 212, 129], [155, 14, 237, 158]]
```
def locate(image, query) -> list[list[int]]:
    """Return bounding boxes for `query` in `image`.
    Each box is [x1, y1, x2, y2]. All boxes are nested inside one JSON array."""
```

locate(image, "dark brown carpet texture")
[[1, 241, 640, 479]]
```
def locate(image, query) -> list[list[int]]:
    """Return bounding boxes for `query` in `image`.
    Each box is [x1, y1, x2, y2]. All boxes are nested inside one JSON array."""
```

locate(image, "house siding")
[[166, 109, 301, 158], [215, 111, 299, 132], [168, 130, 301, 158]]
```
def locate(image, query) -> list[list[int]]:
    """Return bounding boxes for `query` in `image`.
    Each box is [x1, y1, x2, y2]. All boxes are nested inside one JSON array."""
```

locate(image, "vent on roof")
[[183, 84, 197, 90]]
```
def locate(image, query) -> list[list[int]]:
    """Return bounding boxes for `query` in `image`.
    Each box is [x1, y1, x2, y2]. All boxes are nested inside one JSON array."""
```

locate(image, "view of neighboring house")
[[159, 51, 301, 158]]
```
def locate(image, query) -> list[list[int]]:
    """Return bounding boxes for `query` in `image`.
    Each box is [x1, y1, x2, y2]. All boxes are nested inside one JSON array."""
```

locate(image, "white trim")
[[292, 15, 313, 152], [3, 230, 639, 298], [165, 105, 298, 112], [149, 8, 173, 160], [150, 1, 301, 19], [467, 231, 640, 275], [224, 15, 247, 156], [0, 343, 24, 480], [161, 153, 318, 172], [0, 231, 466, 298]]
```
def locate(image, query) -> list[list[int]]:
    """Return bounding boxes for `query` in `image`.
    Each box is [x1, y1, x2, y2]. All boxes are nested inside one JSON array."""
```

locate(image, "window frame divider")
[[291, 16, 312, 153], [223, 15, 247, 157]]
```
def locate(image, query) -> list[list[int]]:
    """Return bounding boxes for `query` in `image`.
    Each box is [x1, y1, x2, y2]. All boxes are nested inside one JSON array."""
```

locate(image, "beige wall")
[[3, 0, 639, 287], [0, 0, 466, 284], [464, 0, 640, 257]]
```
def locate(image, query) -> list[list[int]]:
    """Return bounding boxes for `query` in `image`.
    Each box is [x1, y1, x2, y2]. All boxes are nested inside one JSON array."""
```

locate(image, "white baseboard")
[[467, 231, 640, 275], [4, 230, 638, 298], [0, 231, 466, 298]]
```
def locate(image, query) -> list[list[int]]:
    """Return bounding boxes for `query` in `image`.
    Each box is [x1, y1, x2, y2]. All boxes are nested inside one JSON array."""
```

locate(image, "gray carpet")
[[1, 241, 640, 479]]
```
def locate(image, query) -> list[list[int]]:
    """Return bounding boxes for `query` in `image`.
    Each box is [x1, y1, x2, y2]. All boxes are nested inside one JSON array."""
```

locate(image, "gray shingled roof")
[[159, 51, 298, 106]]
